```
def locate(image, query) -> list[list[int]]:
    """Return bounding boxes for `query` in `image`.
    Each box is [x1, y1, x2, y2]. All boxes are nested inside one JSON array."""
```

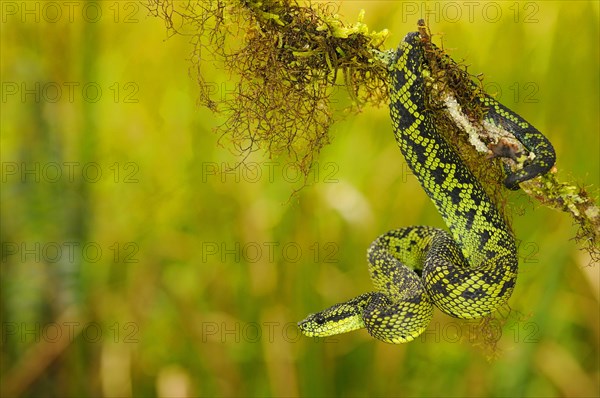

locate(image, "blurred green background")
[[1, 1, 599, 397]]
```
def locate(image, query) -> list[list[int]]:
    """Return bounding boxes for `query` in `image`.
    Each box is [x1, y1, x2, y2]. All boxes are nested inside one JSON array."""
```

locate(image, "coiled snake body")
[[298, 26, 556, 343]]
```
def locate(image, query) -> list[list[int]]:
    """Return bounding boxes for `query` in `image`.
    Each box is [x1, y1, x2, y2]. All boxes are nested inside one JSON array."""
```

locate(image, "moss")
[[147, 0, 390, 179], [522, 173, 600, 263]]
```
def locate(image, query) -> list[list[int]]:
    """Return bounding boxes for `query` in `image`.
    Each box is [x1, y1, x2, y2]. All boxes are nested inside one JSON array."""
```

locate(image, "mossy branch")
[[146, 0, 389, 176], [521, 174, 600, 263], [145, 0, 599, 261]]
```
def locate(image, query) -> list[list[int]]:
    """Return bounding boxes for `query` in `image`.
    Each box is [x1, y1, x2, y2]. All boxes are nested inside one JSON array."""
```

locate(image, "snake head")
[[297, 298, 369, 337], [297, 312, 328, 336], [297, 308, 364, 337]]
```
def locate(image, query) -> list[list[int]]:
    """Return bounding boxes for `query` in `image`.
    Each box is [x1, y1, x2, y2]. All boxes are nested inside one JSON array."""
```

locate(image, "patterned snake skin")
[[298, 26, 556, 343]]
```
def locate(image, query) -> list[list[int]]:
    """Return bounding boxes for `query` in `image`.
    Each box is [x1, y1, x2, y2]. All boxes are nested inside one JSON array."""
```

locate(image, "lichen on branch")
[[146, 0, 390, 177]]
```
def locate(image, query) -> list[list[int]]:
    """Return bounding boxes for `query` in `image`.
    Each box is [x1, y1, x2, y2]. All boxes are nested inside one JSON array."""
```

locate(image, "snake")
[[297, 22, 556, 343]]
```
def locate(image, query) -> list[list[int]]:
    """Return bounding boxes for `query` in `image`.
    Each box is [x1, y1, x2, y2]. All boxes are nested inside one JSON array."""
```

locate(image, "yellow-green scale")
[[298, 26, 555, 343]]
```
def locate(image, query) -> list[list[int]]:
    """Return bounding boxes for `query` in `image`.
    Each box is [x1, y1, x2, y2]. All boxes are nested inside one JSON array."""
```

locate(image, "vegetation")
[[1, 1, 598, 397]]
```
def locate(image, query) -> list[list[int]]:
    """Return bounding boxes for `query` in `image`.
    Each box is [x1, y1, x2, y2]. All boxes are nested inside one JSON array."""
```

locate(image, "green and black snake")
[[298, 24, 556, 343]]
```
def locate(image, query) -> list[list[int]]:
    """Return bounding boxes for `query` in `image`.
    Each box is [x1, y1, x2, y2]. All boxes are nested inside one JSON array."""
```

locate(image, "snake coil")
[[298, 25, 556, 343]]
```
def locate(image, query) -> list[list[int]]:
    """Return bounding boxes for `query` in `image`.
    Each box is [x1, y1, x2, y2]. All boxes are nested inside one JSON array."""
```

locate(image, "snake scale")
[[298, 23, 556, 343]]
